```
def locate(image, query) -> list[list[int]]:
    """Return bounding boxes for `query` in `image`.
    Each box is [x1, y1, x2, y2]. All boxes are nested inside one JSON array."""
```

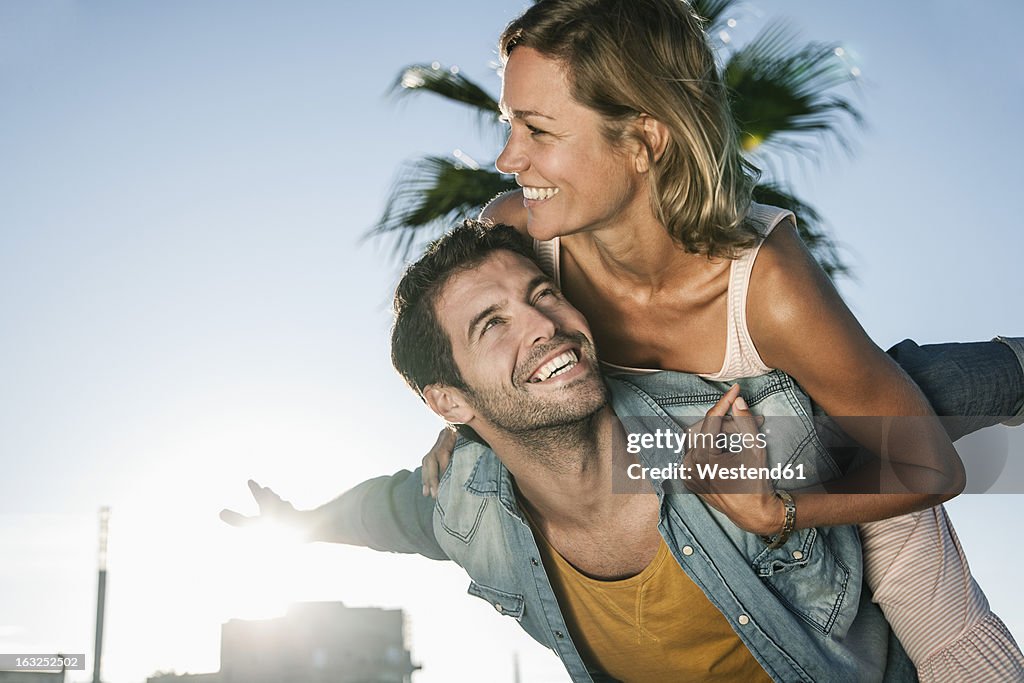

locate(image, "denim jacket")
[[326, 369, 913, 682]]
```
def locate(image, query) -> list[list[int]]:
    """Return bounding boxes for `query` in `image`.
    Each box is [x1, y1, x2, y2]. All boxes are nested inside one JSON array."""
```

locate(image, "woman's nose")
[[496, 129, 527, 175]]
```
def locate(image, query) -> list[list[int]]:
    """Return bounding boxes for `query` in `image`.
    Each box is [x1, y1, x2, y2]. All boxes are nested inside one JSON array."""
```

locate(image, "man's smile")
[[528, 348, 579, 383]]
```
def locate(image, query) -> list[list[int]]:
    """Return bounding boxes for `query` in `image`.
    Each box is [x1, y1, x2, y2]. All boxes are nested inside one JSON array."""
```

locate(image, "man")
[[223, 222, 1024, 682]]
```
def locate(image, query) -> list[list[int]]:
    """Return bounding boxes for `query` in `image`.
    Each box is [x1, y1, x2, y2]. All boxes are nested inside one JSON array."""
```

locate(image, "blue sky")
[[1, 2, 1022, 682]]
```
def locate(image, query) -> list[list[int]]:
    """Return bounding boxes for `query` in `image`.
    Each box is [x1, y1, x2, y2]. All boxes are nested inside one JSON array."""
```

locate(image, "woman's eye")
[[526, 124, 546, 136]]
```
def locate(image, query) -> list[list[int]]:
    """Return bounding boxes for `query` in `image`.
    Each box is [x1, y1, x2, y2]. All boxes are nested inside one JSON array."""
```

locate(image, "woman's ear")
[[423, 384, 475, 425], [635, 115, 670, 172]]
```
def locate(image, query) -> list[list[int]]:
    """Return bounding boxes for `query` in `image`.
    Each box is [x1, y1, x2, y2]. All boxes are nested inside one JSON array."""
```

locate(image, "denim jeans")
[[886, 337, 1024, 440]]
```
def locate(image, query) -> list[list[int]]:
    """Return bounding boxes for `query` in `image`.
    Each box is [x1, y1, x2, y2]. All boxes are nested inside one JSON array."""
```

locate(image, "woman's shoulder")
[[480, 189, 528, 234], [728, 203, 803, 287], [754, 213, 821, 280], [746, 213, 849, 366], [745, 202, 796, 238]]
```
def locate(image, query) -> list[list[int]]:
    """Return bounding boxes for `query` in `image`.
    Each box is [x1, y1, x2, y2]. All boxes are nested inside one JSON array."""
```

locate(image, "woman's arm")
[[743, 220, 966, 531]]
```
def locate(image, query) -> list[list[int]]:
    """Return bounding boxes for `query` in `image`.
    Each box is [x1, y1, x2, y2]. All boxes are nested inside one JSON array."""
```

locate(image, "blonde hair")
[[500, 0, 760, 257]]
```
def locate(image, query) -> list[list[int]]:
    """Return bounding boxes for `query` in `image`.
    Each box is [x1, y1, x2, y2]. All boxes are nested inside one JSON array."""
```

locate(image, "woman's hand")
[[421, 428, 457, 498], [683, 385, 781, 536]]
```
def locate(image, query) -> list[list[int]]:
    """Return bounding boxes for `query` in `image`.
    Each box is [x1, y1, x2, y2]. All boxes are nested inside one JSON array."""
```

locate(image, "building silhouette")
[[148, 602, 417, 683]]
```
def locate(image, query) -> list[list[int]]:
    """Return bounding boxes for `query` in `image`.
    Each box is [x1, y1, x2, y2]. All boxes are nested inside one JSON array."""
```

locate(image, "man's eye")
[[482, 318, 503, 335], [534, 287, 557, 302]]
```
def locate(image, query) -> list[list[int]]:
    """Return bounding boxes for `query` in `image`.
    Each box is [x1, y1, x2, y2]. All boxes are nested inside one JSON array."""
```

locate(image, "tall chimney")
[[92, 507, 110, 683]]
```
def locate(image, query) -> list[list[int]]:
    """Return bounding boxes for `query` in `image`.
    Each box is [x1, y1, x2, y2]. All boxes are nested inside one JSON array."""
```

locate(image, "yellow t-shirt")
[[531, 522, 772, 683]]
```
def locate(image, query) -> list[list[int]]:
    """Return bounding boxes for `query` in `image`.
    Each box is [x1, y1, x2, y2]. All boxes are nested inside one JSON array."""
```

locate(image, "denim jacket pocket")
[[467, 581, 526, 621], [435, 446, 492, 545], [752, 527, 817, 576], [435, 493, 487, 545], [753, 526, 853, 636]]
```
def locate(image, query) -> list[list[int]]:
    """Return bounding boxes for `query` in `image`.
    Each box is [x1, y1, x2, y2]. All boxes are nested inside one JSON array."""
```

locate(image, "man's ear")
[[423, 384, 475, 425], [635, 115, 670, 172]]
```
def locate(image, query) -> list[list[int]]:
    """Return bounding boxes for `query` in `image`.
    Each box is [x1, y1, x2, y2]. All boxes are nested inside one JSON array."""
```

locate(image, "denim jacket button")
[[738, 615, 750, 625], [555, 630, 565, 639], [494, 603, 503, 613], [682, 545, 694, 556], [792, 550, 804, 560]]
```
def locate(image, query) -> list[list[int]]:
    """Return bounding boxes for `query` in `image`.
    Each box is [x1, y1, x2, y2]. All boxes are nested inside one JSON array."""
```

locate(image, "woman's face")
[[496, 47, 652, 242]]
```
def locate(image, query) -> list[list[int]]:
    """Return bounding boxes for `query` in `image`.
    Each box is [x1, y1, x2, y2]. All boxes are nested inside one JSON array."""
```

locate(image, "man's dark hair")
[[391, 220, 538, 404]]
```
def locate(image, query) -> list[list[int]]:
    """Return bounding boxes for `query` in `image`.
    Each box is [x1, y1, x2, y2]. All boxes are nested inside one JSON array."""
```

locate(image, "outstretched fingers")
[[219, 480, 290, 527], [219, 508, 255, 527]]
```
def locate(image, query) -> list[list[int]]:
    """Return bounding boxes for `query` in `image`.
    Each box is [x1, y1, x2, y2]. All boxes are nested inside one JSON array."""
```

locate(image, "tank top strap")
[[533, 236, 562, 284], [698, 203, 794, 381]]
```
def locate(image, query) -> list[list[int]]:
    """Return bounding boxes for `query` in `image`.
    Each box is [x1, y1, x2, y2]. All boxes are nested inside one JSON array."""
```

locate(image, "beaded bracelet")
[[760, 489, 796, 550]]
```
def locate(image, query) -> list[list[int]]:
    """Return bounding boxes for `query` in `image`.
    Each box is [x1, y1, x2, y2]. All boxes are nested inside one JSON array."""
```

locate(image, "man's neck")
[[485, 406, 625, 529]]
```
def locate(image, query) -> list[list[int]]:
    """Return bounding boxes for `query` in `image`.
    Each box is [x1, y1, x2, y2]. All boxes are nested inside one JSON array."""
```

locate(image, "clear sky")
[[1, 2, 1021, 682]]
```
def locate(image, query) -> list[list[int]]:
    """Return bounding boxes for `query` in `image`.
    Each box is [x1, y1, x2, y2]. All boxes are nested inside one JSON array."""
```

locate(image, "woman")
[[420, 0, 1024, 679]]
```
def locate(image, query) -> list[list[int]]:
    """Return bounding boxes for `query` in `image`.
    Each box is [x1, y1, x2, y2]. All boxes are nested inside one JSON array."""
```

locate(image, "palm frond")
[[391, 64, 502, 126], [725, 22, 863, 163], [367, 156, 517, 259], [689, 0, 740, 33], [751, 182, 849, 280]]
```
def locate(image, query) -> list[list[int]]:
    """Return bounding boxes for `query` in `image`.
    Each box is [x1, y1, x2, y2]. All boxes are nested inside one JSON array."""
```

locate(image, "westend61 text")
[[626, 462, 807, 482], [625, 428, 768, 455]]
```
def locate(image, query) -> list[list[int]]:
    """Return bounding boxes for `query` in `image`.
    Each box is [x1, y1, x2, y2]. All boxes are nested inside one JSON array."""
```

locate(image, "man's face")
[[432, 250, 607, 435]]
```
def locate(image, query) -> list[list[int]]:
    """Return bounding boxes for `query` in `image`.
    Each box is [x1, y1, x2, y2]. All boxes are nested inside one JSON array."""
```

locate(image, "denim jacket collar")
[[463, 444, 523, 521]]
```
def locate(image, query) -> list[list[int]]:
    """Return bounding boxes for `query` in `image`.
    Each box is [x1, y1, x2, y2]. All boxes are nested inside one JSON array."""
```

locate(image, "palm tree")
[[369, 0, 862, 278]]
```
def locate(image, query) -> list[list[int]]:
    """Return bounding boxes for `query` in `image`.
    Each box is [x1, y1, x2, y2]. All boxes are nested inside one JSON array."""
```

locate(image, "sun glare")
[[216, 520, 308, 620]]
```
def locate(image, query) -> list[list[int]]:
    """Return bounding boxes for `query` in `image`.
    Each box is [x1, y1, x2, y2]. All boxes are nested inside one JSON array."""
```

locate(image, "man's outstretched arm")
[[222, 472, 447, 560]]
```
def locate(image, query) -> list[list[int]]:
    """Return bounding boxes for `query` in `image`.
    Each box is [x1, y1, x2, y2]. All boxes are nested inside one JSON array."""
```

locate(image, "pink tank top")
[[533, 203, 794, 381]]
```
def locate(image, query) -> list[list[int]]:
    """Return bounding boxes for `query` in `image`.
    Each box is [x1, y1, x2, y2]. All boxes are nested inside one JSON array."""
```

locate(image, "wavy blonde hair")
[[500, 0, 760, 257]]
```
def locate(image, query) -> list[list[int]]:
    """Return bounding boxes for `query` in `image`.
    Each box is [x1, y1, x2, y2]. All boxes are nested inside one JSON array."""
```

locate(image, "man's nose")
[[521, 303, 558, 346]]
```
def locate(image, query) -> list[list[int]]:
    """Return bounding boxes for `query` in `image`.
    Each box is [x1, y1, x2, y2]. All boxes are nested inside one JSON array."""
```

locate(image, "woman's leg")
[[861, 509, 1024, 681], [859, 336, 1024, 679], [886, 337, 1024, 439], [862, 338, 1024, 679]]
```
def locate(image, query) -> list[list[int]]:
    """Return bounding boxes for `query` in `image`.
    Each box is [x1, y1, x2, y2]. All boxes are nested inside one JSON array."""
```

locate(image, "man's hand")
[[683, 386, 783, 537], [220, 479, 305, 529]]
